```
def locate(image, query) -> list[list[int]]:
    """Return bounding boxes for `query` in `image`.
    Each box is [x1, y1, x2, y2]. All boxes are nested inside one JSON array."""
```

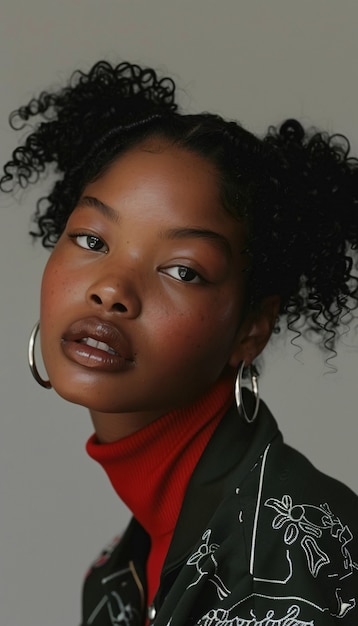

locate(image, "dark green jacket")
[[81, 401, 358, 625]]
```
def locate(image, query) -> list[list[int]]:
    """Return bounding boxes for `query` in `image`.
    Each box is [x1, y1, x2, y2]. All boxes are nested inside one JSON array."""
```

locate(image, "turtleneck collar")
[[86, 370, 235, 539]]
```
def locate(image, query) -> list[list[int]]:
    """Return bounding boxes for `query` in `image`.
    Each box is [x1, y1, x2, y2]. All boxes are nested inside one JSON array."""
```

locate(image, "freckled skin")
[[40, 140, 277, 441]]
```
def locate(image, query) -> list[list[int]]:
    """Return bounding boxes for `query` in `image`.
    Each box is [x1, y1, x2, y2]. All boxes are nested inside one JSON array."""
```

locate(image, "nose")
[[86, 273, 142, 318]]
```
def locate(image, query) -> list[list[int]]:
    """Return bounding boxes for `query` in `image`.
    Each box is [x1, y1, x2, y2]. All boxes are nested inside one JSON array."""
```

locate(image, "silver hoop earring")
[[28, 321, 52, 389], [235, 361, 259, 424]]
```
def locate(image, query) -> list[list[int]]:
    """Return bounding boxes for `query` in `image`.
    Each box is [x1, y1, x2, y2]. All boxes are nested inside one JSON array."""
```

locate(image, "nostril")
[[89, 293, 128, 313], [113, 303, 128, 313]]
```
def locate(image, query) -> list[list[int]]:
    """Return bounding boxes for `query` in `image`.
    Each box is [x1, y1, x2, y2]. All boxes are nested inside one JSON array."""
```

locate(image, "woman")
[[2, 60, 357, 625]]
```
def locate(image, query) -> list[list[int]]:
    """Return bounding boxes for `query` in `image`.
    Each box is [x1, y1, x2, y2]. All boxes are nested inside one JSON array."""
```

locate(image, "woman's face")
[[40, 139, 256, 433]]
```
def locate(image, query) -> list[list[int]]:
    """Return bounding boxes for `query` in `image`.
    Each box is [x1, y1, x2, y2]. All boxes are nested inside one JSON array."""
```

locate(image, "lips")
[[61, 317, 134, 372]]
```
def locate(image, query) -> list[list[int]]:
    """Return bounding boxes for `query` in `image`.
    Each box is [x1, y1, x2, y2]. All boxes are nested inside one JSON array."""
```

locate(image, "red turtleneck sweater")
[[86, 371, 234, 608]]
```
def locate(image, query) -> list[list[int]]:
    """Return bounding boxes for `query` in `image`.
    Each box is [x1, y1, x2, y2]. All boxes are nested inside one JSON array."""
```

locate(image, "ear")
[[228, 295, 280, 368]]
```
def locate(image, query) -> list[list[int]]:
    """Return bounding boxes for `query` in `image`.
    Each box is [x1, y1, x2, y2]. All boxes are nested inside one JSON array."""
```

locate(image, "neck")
[[90, 373, 235, 443]]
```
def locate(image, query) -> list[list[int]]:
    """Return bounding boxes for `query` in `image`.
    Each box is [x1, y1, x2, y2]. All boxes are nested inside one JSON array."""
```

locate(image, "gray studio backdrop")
[[0, 1, 357, 625]]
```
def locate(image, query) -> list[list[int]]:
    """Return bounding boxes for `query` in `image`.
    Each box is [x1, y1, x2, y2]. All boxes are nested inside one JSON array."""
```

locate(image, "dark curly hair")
[[1, 60, 358, 352]]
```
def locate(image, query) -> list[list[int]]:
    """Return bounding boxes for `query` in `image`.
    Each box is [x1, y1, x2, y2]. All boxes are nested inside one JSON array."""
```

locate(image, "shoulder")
[[191, 402, 358, 624], [236, 412, 358, 624], [261, 429, 358, 527], [225, 397, 358, 522]]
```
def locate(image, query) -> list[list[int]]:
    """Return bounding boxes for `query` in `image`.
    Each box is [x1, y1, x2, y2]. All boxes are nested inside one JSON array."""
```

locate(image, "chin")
[[51, 381, 127, 414]]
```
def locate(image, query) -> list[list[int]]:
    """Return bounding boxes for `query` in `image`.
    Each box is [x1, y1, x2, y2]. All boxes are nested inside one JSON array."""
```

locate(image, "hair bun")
[[279, 119, 305, 143]]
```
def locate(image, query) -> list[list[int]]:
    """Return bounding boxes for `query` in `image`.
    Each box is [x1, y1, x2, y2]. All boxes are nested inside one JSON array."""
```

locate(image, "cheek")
[[40, 255, 77, 354], [41, 265, 62, 329], [41, 253, 78, 316], [41, 258, 57, 317], [151, 296, 240, 365]]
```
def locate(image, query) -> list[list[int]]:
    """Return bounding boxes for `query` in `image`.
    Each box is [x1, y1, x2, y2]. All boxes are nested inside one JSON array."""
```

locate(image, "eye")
[[69, 233, 108, 253], [162, 265, 202, 283]]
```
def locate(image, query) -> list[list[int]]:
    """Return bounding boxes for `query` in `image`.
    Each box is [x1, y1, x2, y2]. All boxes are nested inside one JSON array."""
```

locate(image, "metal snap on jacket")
[[148, 603, 156, 620]]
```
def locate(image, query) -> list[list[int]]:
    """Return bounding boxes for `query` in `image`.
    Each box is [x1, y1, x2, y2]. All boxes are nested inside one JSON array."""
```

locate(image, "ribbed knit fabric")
[[86, 370, 235, 607]]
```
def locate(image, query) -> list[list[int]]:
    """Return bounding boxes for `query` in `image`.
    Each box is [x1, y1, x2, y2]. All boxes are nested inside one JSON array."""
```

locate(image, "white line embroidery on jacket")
[[254, 549, 293, 585], [87, 566, 140, 626], [87, 596, 108, 624], [334, 588, 356, 619], [107, 591, 138, 626], [195, 603, 314, 626], [249, 445, 271, 576], [264, 495, 357, 618], [187, 529, 231, 600], [87, 590, 139, 626], [265, 496, 357, 578]]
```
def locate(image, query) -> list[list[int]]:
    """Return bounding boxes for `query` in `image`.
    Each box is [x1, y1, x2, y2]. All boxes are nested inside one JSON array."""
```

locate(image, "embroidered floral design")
[[265, 495, 358, 618], [267, 495, 305, 545], [265, 496, 357, 578]]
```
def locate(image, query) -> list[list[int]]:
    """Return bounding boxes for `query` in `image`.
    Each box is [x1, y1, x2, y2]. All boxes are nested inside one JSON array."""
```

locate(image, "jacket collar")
[[163, 397, 281, 571]]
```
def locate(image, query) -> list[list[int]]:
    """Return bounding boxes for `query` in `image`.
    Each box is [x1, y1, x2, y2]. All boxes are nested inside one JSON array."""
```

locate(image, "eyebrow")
[[77, 195, 231, 256], [162, 227, 232, 257], [77, 196, 120, 224]]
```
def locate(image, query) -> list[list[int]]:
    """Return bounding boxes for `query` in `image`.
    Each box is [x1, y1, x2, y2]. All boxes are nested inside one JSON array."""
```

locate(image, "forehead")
[[85, 139, 229, 227], [79, 140, 247, 269]]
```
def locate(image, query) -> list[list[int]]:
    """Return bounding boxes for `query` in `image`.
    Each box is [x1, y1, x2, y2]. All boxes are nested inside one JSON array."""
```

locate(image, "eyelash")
[[162, 266, 204, 284], [68, 232, 108, 253]]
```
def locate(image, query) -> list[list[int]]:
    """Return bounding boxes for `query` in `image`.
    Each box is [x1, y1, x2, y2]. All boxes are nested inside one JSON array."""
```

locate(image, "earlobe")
[[228, 295, 280, 368]]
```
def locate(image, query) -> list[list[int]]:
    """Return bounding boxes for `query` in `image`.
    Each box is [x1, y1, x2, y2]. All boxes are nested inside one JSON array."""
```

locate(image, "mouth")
[[61, 317, 134, 372]]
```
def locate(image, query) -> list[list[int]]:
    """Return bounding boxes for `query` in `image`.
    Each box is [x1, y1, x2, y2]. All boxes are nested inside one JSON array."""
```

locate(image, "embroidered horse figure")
[[187, 529, 231, 600]]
